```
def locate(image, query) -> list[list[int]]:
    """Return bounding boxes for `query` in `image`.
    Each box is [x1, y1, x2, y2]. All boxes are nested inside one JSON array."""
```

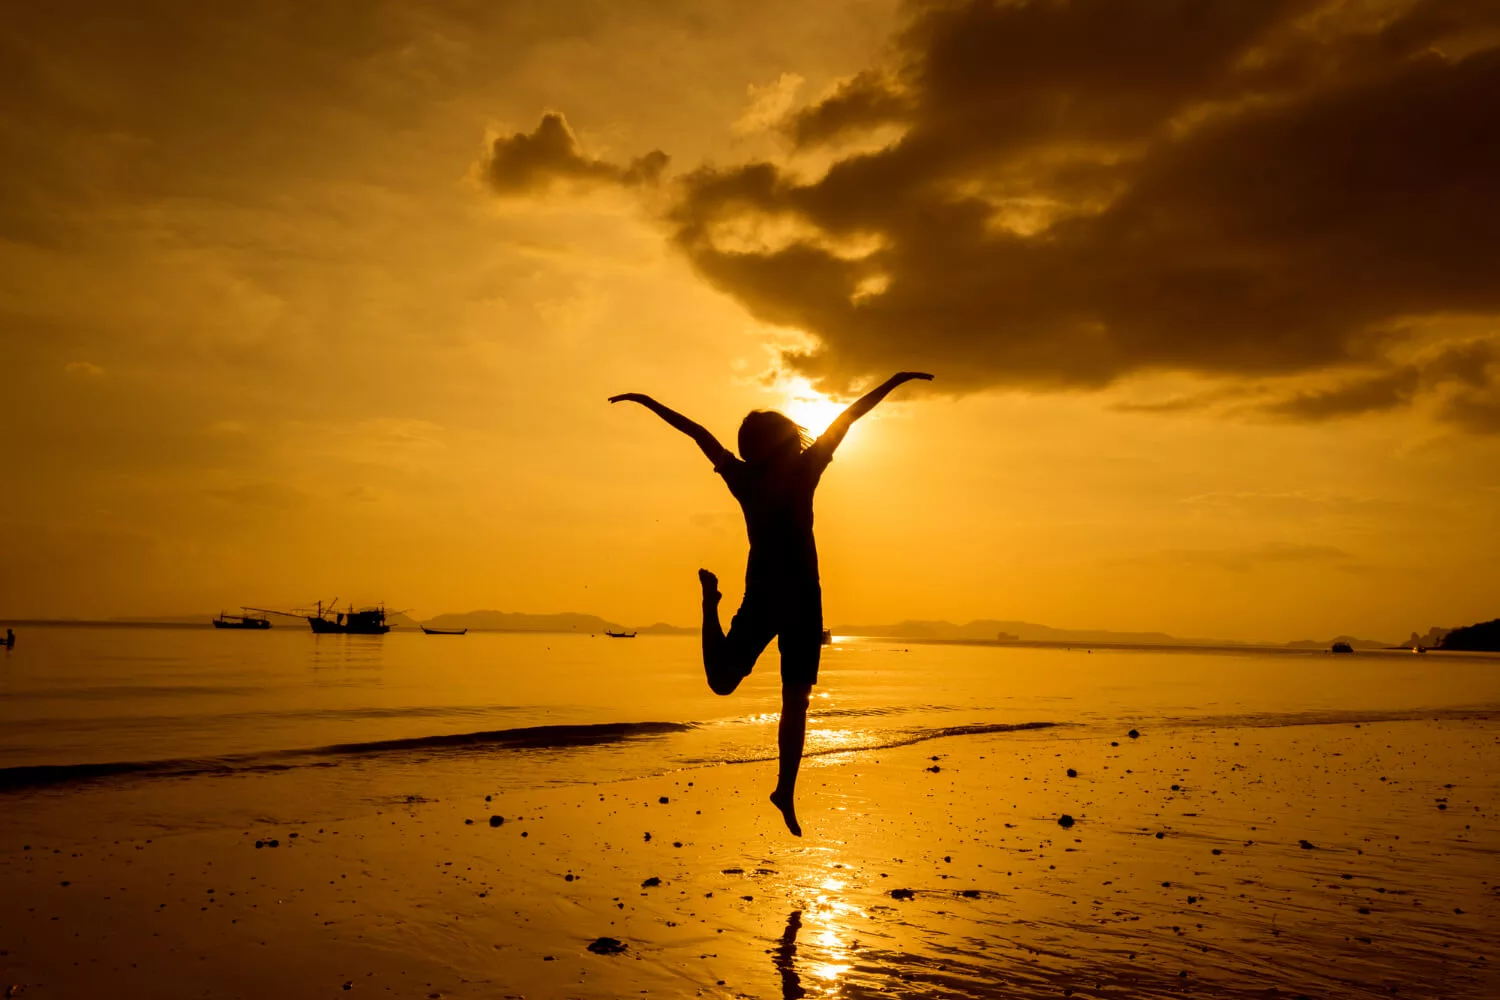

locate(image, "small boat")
[[214, 612, 271, 630], [604, 629, 637, 638], [421, 626, 467, 636]]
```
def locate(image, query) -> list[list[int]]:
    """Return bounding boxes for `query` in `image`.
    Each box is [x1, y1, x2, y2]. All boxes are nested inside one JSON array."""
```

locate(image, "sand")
[[2, 718, 1497, 998]]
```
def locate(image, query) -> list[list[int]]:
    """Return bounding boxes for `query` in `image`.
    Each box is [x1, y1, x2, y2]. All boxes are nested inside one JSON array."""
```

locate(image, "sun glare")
[[781, 379, 847, 440]]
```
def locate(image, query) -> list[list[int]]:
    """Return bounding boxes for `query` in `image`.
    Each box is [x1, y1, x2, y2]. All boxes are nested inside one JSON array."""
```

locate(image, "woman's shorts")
[[723, 584, 823, 687]]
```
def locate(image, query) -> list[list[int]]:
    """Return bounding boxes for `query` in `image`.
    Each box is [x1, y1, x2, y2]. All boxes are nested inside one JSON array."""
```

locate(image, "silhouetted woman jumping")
[[610, 371, 932, 835]]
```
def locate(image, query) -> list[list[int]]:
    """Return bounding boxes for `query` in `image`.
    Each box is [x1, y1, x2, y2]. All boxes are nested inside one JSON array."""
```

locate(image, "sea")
[[1, 624, 1497, 840]]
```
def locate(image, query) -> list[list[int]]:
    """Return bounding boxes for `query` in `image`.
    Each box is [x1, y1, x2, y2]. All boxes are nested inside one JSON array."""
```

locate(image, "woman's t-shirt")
[[713, 442, 834, 591]]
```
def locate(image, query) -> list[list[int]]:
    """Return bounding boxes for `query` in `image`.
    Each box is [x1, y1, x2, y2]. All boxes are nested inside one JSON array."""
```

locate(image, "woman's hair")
[[738, 410, 811, 463]]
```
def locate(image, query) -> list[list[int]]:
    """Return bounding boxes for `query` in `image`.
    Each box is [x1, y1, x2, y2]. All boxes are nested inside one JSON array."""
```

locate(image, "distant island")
[[1436, 617, 1500, 652], [826, 618, 1397, 650]]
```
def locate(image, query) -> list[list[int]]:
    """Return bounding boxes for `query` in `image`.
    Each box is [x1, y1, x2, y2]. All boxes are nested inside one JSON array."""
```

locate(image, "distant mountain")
[[1401, 626, 1453, 649], [1282, 634, 1392, 650], [637, 621, 697, 636], [828, 618, 1245, 647], [1438, 618, 1500, 652]]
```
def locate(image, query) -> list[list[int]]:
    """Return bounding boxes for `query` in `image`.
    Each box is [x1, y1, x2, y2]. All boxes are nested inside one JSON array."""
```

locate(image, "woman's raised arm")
[[609, 393, 731, 465], [812, 372, 933, 455]]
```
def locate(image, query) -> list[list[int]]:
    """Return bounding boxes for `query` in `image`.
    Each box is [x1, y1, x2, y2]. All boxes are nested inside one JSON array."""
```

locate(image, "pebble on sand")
[[587, 937, 628, 955], [641, 876, 662, 887], [1299, 839, 1317, 849], [1128, 729, 1140, 739], [889, 888, 916, 900], [489, 815, 504, 828], [1058, 814, 1076, 828], [1066, 768, 1078, 778]]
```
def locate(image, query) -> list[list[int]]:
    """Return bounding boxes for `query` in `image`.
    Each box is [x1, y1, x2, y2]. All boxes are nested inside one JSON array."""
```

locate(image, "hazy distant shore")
[[1, 614, 1460, 652]]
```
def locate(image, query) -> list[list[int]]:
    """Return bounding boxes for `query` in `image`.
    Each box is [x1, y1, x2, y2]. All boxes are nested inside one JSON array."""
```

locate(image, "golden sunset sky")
[[3, 0, 1497, 641]]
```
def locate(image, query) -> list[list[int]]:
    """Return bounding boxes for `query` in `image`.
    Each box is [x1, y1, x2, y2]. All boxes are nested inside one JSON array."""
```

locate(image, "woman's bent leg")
[[700, 570, 772, 696], [699, 569, 728, 688], [770, 682, 812, 836]]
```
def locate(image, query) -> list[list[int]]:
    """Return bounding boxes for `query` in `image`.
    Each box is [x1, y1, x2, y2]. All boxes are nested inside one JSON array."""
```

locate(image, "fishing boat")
[[246, 600, 391, 635], [213, 611, 271, 630], [604, 629, 637, 638], [421, 626, 467, 635]]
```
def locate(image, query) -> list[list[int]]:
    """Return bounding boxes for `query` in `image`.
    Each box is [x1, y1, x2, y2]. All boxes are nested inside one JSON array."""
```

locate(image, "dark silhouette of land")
[[1438, 617, 1500, 651], [611, 371, 932, 835]]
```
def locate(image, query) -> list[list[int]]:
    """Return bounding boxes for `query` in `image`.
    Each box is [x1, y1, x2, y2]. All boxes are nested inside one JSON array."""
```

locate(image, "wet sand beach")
[[3, 715, 1496, 998]]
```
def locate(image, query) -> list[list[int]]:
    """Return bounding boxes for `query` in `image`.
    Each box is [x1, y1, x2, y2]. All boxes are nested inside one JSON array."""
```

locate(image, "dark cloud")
[[482, 112, 667, 195], [1262, 367, 1422, 421], [783, 70, 910, 147], [655, 0, 1500, 425], [1257, 337, 1498, 422]]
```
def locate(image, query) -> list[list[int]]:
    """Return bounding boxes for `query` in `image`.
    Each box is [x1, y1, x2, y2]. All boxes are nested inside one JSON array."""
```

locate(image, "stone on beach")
[[587, 937, 627, 955]]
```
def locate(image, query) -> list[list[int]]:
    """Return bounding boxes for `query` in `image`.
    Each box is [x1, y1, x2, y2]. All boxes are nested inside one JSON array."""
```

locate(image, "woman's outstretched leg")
[[770, 682, 812, 836]]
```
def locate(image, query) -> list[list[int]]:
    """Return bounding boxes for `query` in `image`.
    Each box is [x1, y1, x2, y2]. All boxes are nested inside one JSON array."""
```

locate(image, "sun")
[[781, 380, 846, 439]]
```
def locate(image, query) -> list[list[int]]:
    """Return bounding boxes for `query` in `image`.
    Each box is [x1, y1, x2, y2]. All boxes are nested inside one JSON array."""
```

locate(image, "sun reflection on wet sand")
[[804, 727, 874, 754]]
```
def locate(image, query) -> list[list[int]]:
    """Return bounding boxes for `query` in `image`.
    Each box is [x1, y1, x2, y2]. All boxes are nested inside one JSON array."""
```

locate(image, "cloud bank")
[[488, 0, 1500, 428]]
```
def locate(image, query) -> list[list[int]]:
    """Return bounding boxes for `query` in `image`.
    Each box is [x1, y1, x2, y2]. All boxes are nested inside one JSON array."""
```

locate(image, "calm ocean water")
[[3, 625, 1497, 788]]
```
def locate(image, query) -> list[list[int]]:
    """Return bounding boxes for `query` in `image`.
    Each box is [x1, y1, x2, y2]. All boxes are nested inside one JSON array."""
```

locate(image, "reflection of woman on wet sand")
[[610, 371, 933, 835]]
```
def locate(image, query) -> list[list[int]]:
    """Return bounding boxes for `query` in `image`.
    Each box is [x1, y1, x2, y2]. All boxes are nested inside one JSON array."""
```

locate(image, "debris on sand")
[[587, 937, 627, 955], [1058, 814, 1075, 828], [1128, 729, 1141, 739], [926, 765, 942, 773], [1299, 839, 1317, 850], [889, 888, 916, 900], [489, 815, 504, 828], [641, 876, 661, 887], [1066, 768, 1078, 778]]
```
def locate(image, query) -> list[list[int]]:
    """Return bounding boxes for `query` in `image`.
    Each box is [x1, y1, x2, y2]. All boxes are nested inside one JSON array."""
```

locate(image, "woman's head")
[[738, 410, 811, 463]]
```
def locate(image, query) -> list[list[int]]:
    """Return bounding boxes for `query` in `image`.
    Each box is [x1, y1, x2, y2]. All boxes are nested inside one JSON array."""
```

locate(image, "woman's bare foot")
[[698, 568, 720, 605], [770, 787, 802, 837]]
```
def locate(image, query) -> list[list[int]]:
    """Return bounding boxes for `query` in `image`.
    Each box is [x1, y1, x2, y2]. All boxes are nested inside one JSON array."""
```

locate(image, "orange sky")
[[2, 0, 1498, 641]]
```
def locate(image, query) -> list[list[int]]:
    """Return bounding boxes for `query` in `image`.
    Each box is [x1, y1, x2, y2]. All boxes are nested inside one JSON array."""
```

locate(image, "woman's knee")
[[708, 671, 744, 696]]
